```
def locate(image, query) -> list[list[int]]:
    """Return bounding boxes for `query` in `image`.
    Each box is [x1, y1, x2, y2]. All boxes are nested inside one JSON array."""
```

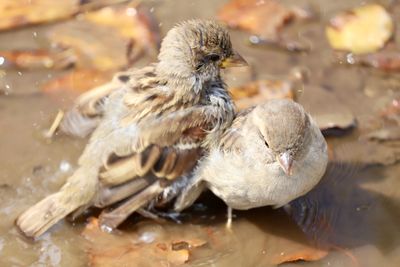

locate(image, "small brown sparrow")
[[174, 99, 328, 225], [16, 19, 247, 238]]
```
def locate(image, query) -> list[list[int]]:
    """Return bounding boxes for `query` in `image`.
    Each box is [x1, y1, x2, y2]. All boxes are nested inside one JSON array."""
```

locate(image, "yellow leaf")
[[326, 4, 393, 54]]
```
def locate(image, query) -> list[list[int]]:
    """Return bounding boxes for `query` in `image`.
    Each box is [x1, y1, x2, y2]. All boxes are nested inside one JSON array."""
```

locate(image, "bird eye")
[[196, 63, 204, 70], [264, 141, 269, 148], [206, 53, 220, 62]]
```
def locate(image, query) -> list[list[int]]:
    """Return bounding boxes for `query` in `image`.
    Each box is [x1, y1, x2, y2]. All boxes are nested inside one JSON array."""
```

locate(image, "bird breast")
[[203, 127, 328, 210]]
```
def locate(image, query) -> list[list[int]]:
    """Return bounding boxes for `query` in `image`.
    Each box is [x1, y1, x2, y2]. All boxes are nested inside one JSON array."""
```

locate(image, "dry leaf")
[[0, 0, 129, 31], [272, 248, 328, 265], [82, 218, 208, 267], [47, 5, 159, 71], [171, 238, 207, 250], [230, 79, 296, 110], [83, 5, 160, 62], [41, 69, 113, 97], [299, 86, 356, 135], [218, 0, 313, 51], [366, 127, 400, 141], [166, 249, 189, 265], [326, 4, 393, 54], [0, 49, 75, 70], [380, 98, 400, 123], [218, 0, 294, 41], [361, 98, 400, 141]]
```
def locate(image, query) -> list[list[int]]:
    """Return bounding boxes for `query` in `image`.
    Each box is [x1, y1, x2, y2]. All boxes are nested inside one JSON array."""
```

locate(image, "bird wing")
[[59, 65, 156, 137], [89, 71, 232, 229], [219, 107, 253, 152], [95, 79, 218, 187]]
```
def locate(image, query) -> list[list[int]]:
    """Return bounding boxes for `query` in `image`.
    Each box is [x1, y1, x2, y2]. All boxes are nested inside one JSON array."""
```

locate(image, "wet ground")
[[1, 0, 400, 266]]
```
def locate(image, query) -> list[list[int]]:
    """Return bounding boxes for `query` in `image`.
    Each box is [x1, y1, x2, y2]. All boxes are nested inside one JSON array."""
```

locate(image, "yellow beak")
[[220, 51, 248, 68]]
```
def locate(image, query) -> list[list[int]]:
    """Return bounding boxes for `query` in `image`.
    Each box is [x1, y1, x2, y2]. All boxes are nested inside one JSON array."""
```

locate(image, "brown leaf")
[[41, 69, 113, 98], [82, 218, 209, 267], [380, 98, 400, 123], [218, 0, 294, 41], [47, 4, 159, 71], [83, 5, 160, 61], [0, 49, 75, 70], [171, 238, 207, 250], [272, 247, 328, 265], [166, 249, 189, 265], [361, 98, 400, 142], [0, 0, 129, 31], [299, 86, 356, 135], [230, 79, 296, 110], [218, 0, 312, 51]]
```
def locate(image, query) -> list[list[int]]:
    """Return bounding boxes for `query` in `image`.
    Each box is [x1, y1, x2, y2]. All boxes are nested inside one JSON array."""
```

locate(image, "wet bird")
[[174, 99, 328, 226], [16, 19, 246, 238]]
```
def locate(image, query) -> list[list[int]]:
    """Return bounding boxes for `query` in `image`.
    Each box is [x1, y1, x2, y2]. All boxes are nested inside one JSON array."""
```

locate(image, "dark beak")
[[277, 152, 293, 176], [220, 51, 248, 68]]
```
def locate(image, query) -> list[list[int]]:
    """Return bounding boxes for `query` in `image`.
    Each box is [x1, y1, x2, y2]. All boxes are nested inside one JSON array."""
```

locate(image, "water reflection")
[[286, 161, 400, 253]]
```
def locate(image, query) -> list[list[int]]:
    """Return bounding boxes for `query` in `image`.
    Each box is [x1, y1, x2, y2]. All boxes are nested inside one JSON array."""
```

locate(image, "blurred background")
[[1, 0, 400, 266]]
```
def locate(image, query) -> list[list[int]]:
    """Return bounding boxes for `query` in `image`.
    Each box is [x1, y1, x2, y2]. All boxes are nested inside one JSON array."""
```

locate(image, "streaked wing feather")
[[219, 108, 252, 151]]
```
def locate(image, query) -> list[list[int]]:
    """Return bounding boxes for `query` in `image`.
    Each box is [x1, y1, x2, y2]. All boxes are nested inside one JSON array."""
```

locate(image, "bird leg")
[[226, 206, 233, 229]]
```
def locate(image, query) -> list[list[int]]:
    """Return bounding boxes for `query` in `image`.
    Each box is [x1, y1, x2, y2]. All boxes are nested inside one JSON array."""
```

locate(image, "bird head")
[[156, 20, 247, 81], [252, 99, 311, 176]]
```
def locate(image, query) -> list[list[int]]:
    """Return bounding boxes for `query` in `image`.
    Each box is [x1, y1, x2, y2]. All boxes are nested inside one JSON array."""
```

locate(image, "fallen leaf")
[[0, 49, 75, 70], [326, 4, 393, 54], [218, 0, 294, 41], [272, 248, 328, 265], [47, 4, 159, 71], [82, 218, 209, 267], [83, 4, 160, 63], [299, 86, 356, 135], [361, 97, 400, 142], [41, 69, 113, 98], [380, 98, 400, 123], [0, 0, 129, 31], [218, 0, 313, 51], [230, 79, 296, 110], [166, 249, 189, 265], [171, 238, 207, 250]]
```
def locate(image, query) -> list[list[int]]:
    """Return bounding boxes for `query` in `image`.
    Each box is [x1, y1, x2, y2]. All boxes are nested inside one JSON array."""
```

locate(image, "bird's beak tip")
[[277, 152, 294, 176], [220, 51, 248, 68]]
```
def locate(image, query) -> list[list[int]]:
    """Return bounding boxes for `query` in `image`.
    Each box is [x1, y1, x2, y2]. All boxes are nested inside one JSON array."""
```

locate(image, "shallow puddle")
[[1, 0, 400, 266]]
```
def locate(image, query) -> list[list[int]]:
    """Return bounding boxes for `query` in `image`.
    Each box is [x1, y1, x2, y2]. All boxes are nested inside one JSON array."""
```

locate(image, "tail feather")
[[16, 192, 80, 238], [16, 168, 98, 238]]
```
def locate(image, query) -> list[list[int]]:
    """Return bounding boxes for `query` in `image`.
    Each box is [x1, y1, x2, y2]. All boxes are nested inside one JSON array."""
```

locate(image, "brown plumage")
[[16, 19, 246, 238]]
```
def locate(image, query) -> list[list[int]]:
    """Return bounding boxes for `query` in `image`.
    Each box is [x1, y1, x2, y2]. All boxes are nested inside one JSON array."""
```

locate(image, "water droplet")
[[139, 232, 156, 243], [59, 160, 71, 172], [126, 7, 137, 16], [346, 53, 355, 64], [17, 71, 22, 76], [100, 224, 114, 233], [150, 7, 155, 13], [0, 57, 4, 66], [33, 31, 38, 37]]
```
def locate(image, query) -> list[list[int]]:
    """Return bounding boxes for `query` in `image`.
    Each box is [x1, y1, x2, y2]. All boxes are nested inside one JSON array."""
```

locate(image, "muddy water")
[[1, 0, 400, 266]]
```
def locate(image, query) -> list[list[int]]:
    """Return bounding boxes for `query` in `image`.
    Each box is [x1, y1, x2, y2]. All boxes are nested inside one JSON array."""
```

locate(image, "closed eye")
[[264, 141, 269, 148]]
